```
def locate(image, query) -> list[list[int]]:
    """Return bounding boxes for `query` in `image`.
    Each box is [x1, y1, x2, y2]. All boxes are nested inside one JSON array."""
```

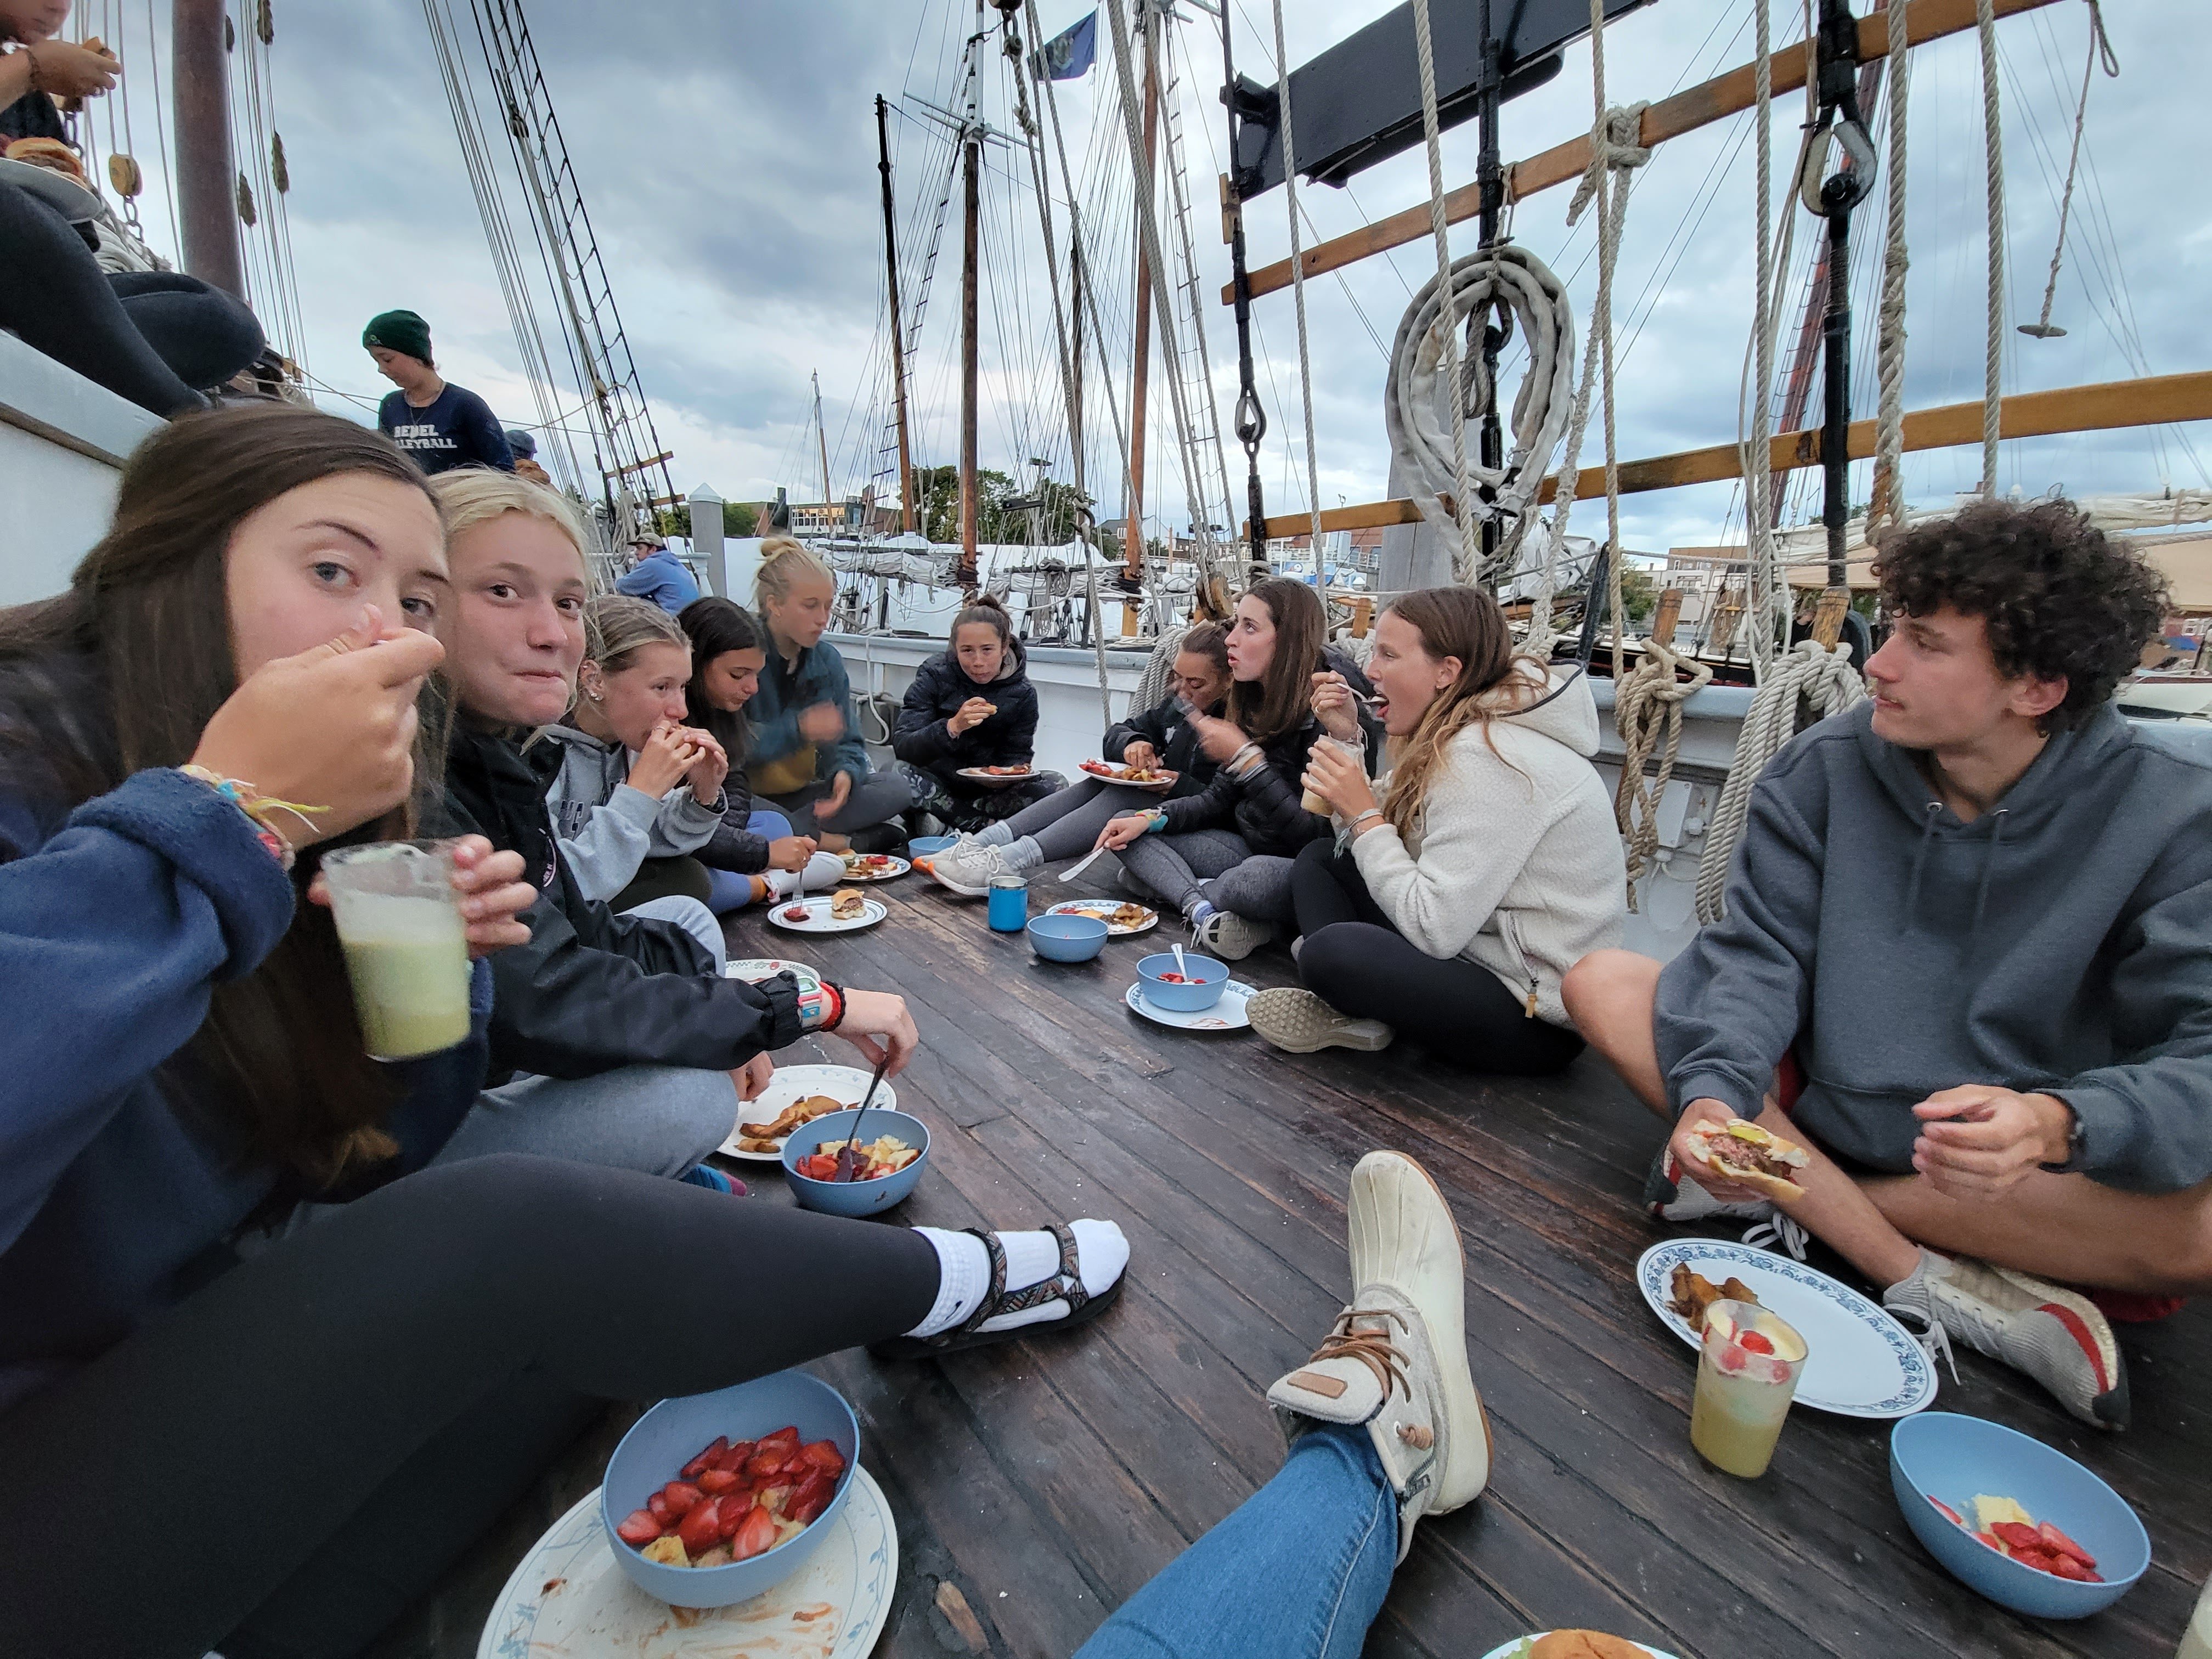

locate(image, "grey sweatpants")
[[623, 893, 727, 975], [985, 776, 1167, 863], [1116, 826, 1297, 924], [432, 1065, 741, 1178]]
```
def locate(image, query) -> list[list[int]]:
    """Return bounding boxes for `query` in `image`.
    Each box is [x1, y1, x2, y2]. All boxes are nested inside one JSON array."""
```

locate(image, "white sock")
[[903, 1221, 1130, 1339], [974, 821, 1015, 848], [1003, 836, 1043, 873], [765, 866, 806, 898], [802, 850, 845, 890]]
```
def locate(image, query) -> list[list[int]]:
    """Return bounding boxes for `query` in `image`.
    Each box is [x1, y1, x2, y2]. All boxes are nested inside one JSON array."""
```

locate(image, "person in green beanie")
[[363, 309, 516, 476]]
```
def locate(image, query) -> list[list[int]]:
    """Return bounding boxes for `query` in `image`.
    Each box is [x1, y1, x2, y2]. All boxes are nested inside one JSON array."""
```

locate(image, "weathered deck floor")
[[371, 868, 2211, 1658]]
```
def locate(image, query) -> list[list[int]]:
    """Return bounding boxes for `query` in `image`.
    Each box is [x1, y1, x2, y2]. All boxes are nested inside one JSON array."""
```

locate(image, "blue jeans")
[[707, 810, 796, 914], [1074, 1426, 1396, 1659]]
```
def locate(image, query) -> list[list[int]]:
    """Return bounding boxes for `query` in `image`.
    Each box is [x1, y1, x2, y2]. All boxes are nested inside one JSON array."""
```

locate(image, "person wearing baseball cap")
[[504, 426, 552, 486], [363, 309, 514, 476], [615, 527, 699, 614]]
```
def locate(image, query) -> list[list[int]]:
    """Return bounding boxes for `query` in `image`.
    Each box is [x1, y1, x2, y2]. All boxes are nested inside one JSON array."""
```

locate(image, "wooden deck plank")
[[369, 870, 2210, 1658]]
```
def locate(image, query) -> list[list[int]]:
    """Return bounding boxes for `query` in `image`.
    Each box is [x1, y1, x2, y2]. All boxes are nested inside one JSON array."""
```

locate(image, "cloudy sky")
[[90, 0, 2209, 552]]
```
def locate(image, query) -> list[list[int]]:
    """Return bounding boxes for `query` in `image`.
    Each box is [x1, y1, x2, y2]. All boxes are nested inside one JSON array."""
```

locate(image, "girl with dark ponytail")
[[891, 592, 1065, 830]]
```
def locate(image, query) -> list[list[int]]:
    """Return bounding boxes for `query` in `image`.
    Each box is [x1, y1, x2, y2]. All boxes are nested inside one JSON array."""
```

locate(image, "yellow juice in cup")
[[1690, 1300, 1808, 1479], [320, 843, 472, 1060]]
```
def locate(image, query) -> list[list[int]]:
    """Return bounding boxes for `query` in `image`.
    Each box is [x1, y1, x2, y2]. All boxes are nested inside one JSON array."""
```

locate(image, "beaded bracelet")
[[178, 765, 326, 871]]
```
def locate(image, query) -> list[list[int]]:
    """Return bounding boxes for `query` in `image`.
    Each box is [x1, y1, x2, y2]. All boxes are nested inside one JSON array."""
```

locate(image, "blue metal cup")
[[987, 873, 1029, 932]]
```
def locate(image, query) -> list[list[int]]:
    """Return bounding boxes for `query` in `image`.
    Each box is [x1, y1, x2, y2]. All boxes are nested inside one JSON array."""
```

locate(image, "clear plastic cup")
[[1301, 736, 1345, 817], [1689, 1299, 1808, 1479], [319, 840, 471, 1060]]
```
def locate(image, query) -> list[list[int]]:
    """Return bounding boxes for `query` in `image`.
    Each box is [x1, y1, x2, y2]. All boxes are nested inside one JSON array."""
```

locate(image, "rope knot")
[[1567, 101, 1652, 226]]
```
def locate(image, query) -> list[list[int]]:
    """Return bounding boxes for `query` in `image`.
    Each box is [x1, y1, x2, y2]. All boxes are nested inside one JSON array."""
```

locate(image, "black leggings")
[[0, 178, 265, 416], [1290, 839, 1583, 1075], [0, 1155, 939, 1659]]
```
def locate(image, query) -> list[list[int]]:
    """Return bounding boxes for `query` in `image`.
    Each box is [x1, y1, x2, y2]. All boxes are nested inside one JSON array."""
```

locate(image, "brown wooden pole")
[[958, 124, 980, 586], [1225, 0, 2063, 306], [1252, 369, 2212, 538], [172, 0, 244, 299], [1124, 2, 1160, 589], [876, 95, 918, 533]]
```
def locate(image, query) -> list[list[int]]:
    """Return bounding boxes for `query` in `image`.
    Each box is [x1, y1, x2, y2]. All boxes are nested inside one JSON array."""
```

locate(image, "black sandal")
[[870, 1223, 1125, 1360]]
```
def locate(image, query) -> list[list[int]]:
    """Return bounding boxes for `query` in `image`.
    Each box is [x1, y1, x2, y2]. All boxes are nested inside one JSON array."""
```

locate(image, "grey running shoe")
[[1248, 986, 1393, 1054], [1194, 906, 1273, 961], [1885, 1249, 2128, 1430]]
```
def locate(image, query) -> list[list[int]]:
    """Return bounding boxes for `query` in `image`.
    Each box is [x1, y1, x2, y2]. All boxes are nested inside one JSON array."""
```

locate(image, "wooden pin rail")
[[1225, 0, 2062, 307], [1249, 370, 2212, 539]]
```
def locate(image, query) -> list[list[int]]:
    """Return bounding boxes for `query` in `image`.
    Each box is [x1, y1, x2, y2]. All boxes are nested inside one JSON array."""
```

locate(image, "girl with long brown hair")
[[1097, 578, 1380, 958], [0, 408, 1130, 1659], [1249, 585, 1624, 1069]]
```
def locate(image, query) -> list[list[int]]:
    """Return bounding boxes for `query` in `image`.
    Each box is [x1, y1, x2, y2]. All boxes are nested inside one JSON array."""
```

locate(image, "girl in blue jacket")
[[0, 407, 1129, 1659]]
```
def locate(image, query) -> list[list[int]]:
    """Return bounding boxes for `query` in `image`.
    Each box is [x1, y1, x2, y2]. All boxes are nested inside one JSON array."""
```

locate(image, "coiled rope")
[[1385, 244, 1579, 588], [1615, 639, 1714, 909]]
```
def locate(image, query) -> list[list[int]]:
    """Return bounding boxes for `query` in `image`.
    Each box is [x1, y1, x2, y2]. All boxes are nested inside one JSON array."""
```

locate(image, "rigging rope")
[[1613, 638, 1712, 909], [1974, 0, 2005, 495], [1694, 638, 1865, 922], [2020, 0, 2118, 341], [1405, 0, 1481, 580], [1532, 0, 1649, 658], [1740, 0, 1784, 676], [1870, 0, 1910, 534], [1267, 0, 1324, 572]]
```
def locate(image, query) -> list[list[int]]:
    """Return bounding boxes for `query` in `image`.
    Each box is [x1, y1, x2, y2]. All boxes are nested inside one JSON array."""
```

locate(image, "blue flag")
[[1039, 10, 1097, 80]]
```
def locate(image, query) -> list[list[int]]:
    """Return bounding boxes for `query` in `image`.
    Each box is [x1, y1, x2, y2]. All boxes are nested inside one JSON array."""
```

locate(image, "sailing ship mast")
[[812, 370, 833, 527], [1123, 0, 1161, 594], [876, 94, 919, 534], [171, 0, 244, 299]]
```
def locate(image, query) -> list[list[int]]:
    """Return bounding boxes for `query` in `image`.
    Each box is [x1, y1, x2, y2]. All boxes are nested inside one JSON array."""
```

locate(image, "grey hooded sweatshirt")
[[535, 724, 727, 905], [1656, 701, 2212, 1193]]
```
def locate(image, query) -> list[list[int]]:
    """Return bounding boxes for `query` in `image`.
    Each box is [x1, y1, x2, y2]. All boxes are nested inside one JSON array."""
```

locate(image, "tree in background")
[[1616, 565, 1658, 626], [911, 466, 1095, 546], [654, 499, 760, 540]]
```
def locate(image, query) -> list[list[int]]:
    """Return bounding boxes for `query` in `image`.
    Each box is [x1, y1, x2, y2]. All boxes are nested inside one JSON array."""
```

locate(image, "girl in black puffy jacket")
[[892, 594, 1066, 831]]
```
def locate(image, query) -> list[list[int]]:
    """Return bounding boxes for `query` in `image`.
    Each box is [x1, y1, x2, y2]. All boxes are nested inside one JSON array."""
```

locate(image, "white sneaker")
[[1194, 906, 1273, 961], [924, 838, 1012, 896], [1266, 1151, 1491, 1559], [1248, 986, 1393, 1054], [1885, 1249, 2128, 1430]]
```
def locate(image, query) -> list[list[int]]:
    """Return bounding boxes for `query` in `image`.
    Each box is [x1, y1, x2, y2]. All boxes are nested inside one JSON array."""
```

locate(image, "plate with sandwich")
[[718, 1063, 895, 1161], [1045, 898, 1159, 936], [768, 889, 885, 933], [723, 956, 823, 996], [1480, 1633, 1682, 1659], [1, 145, 101, 221], [956, 765, 1035, 788], [839, 850, 911, 882], [1636, 1238, 1937, 1418]]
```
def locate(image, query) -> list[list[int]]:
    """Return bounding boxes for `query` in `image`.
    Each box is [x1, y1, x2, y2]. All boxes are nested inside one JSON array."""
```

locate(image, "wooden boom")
[[1226, 0, 2061, 306], [1250, 370, 2212, 540]]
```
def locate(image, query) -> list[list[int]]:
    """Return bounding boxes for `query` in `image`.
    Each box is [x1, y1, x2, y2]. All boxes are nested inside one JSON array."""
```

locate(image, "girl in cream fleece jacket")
[[1250, 588, 1626, 1069]]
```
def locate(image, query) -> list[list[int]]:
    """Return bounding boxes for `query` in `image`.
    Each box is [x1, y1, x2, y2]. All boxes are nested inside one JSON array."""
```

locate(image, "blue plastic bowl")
[[1890, 1412, 2148, 1618], [909, 834, 957, 856], [1028, 912, 1110, 962], [1136, 950, 1228, 1011], [601, 1369, 859, 1609], [780, 1107, 930, 1216]]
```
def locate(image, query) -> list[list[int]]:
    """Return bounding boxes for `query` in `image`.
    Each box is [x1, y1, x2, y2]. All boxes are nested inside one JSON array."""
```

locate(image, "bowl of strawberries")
[[601, 1369, 860, 1608], [1890, 1412, 2147, 1618]]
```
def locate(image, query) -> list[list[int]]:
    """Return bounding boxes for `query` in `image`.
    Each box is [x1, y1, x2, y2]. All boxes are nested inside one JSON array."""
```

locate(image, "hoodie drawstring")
[[1902, 802, 1942, 921], [1970, 808, 2010, 938]]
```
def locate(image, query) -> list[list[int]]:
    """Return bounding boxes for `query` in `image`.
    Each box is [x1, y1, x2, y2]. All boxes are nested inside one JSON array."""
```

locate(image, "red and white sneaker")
[[1885, 1249, 2128, 1431]]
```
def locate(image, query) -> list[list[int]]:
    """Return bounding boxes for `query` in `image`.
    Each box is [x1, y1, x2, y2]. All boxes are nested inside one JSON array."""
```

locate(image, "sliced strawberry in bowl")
[[2038, 1521, 2097, 1570], [674, 1497, 723, 1558], [614, 1509, 663, 1547], [679, 1436, 729, 1480], [729, 1501, 780, 1562], [695, 1468, 740, 1495]]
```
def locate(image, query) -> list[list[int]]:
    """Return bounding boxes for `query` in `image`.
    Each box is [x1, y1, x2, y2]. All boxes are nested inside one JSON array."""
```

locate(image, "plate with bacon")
[[1045, 899, 1159, 936], [1079, 758, 1178, 793]]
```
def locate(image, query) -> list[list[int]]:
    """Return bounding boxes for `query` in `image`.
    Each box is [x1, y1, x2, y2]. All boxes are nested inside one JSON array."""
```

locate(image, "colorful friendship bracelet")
[[177, 765, 328, 872]]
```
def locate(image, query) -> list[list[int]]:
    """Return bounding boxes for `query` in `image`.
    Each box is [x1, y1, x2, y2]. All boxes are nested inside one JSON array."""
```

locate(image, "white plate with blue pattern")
[[477, 1464, 897, 1658], [1124, 979, 1256, 1031], [1480, 1636, 1682, 1659], [1636, 1239, 1936, 1419]]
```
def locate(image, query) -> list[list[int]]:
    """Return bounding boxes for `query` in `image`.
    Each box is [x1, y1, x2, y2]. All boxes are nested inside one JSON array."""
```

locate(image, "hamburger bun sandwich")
[[1528, 1634, 1651, 1659], [829, 888, 867, 920], [5, 137, 88, 187], [1684, 1117, 1809, 1201]]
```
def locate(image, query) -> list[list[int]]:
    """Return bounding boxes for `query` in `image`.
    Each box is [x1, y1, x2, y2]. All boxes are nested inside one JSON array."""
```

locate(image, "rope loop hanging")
[[1613, 639, 1714, 909], [1694, 637, 1867, 922], [1385, 244, 1578, 588], [1870, 0, 1911, 534]]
